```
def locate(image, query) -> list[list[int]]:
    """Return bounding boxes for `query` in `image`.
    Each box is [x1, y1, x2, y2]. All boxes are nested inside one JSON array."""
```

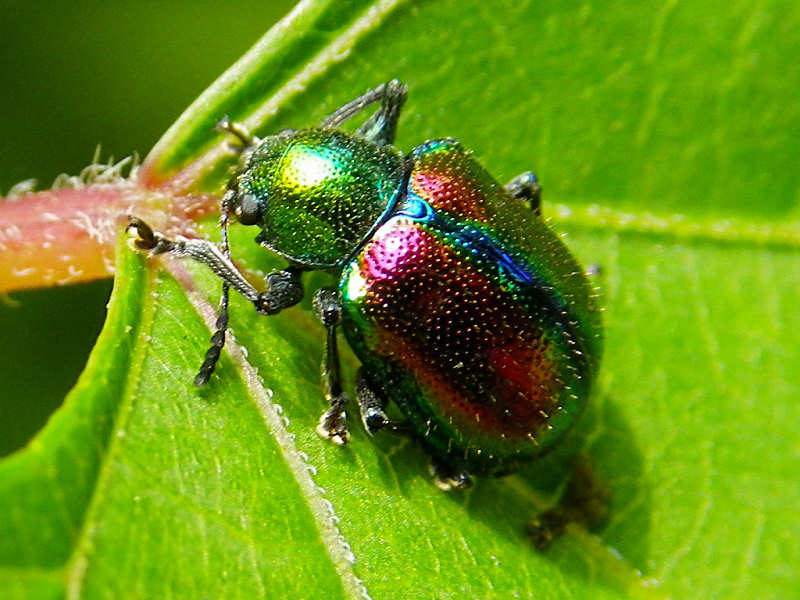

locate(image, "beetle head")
[[224, 128, 404, 268]]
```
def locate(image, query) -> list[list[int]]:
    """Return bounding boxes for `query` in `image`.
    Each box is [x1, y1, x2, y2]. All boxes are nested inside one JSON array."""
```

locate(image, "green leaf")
[[2, 1, 798, 598]]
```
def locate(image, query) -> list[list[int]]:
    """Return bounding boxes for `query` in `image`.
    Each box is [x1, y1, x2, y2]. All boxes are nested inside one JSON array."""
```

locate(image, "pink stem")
[[0, 180, 217, 293]]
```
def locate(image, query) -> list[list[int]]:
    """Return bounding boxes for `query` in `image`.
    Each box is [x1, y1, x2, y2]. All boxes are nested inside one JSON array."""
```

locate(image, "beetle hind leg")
[[526, 456, 610, 550], [505, 171, 542, 215], [430, 458, 473, 491]]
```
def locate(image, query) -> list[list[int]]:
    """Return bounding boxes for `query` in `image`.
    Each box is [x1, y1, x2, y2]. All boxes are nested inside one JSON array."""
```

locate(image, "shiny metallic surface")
[[237, 128, 405, 267], [341, 139, 602, 474]]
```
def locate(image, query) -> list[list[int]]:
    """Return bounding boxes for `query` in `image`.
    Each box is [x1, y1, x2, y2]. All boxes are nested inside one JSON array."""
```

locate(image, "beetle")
[[128, 80, 602, 490]]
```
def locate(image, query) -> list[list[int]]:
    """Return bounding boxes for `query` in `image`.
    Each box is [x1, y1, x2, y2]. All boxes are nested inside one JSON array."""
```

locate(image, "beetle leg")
[[527, 456, 610, 550], [358, 368, 472, 490], [355, 80, 407, 146], [505, 171, 542, 215], [126, 216, 304, 382], [216, 115, 259, 150], [320, 79, 408, 147], [312, 288, 350, 445], [429, 458, 473, 491], [127, 217, 303, 315], [355, 368, 410, 435], [192, 266, 302, 385]]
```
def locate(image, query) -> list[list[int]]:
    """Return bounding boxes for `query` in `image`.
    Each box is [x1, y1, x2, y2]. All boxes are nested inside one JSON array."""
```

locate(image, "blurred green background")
[[0, 0, 297, 455]]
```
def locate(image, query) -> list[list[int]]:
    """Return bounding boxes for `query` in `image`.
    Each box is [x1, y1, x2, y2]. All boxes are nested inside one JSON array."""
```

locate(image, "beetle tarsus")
[[216, 115, 258, 149], [505, 171, 542, 215], [317, 398, 350, 445], [526, 510, 567, 550], [320, 79, 408, 147], [526, 456, 610, 550], [430, 460, 473, 491], [256, 269, 304, 315], [356, 369, 409, 434]]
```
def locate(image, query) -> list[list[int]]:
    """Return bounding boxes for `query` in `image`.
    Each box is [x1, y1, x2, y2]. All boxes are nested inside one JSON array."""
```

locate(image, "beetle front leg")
[[320, 79, 408, 147], [193, 266, 303, 384], [127, 217, 304, 383], [312, 289, 350, 445], [505, 171, 542, 215]]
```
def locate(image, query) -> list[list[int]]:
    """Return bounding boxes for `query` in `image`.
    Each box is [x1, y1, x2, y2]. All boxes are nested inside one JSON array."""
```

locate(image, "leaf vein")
[[181, 268, 372, 600], [550, 203, 800, 249]]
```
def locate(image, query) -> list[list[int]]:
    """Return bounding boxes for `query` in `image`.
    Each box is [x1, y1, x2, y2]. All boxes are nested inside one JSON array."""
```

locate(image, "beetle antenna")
[[194, 195, 233, 386]]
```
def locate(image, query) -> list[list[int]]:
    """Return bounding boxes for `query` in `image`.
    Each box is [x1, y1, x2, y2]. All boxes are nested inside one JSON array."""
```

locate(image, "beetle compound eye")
[[237, 193, 261, 225]]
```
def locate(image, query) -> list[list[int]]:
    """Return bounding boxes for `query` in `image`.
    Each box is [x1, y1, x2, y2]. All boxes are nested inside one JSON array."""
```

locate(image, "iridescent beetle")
[[128, 81, 602, 490]]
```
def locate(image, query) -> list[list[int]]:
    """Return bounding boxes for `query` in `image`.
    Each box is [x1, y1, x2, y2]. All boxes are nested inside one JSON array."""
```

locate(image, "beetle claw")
[[526, 512, 568, 550], [430, 461, 473, 491], [125, 216, 176, 255], [126, 215, 156, 249], [317, 407, 350, 446]]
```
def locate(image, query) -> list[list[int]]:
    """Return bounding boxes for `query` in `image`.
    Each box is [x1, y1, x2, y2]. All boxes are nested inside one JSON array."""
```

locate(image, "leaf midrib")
[[54, 260, 366, 599], [62, 267, 161, 599], [170, 264, 369, 600]]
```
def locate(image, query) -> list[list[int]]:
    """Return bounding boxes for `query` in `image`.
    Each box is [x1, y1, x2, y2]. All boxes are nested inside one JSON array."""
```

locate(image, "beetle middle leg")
[[355, 368, 410, 435], [312, 288, 351, 445], [505, 171, 542, 215]]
